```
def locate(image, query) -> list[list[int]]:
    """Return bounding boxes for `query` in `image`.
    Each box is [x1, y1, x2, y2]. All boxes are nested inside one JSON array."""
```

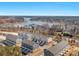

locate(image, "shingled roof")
[[45, 40, 68, 56]]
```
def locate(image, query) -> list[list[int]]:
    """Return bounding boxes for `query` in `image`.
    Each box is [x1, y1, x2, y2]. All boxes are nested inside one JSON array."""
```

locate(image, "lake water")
[[22, 17, 61, 27]]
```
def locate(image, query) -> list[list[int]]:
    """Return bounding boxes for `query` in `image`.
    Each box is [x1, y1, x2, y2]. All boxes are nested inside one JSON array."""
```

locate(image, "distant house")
[[44, 40, 68, 56]]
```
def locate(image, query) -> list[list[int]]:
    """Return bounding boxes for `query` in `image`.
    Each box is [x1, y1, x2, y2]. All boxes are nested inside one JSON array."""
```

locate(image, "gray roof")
[[6, 34, 17, 41], [47, 40, 68, 55]]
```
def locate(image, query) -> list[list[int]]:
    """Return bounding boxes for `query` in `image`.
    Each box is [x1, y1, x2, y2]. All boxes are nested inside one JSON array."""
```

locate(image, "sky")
[[0, 2, 79, 16]]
